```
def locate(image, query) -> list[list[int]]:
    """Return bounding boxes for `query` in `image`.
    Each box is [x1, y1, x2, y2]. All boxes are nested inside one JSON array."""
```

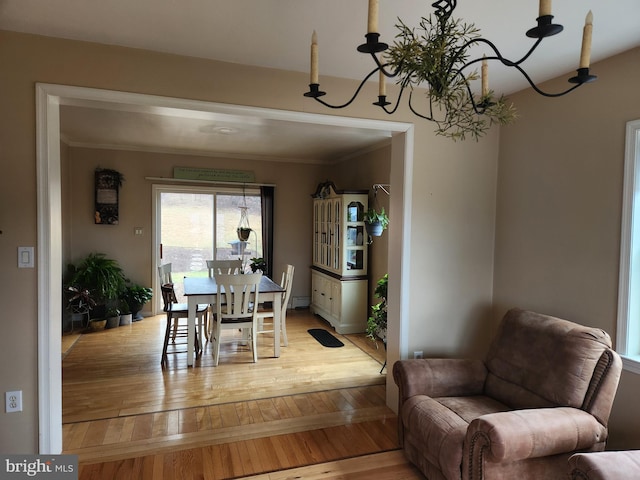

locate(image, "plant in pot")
[[364, 207, 389, 237], [366, 273, 388, 346], [249, 257, 267, 273], [67, 252, 127, 326], [119, 299, 133, 326], [123, 283, 153, 321], [104, 306, 121, 329], [65, 285, 96, 331]]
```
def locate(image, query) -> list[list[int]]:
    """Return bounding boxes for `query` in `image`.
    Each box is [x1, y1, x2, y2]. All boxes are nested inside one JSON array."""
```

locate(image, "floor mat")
[[308, 328, 344, 348]]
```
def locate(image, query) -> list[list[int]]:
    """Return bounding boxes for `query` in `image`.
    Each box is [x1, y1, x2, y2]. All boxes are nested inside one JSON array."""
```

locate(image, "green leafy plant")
[[385, 13, 516, 140], [122, 283, 153, 320], [366, 274, 388, 345], [123, 284, 153, 306], [250, 257, 267, 273], [67, 253, 126, 307], [364, 207, 389, 230]]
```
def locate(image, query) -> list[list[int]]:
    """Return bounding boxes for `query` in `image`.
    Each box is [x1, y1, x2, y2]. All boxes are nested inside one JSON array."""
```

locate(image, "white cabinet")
[[310, 270, 368, 334], [310, 181, 368, 334]]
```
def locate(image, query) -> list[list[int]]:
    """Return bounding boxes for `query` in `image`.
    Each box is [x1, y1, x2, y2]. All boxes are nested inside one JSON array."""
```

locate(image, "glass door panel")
[[215, 193, 263, 270], [160, 192, 213, 299], [156, 187, 262, 310]]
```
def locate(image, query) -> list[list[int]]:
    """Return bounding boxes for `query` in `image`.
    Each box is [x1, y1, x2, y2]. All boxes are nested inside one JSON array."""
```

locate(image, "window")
[[617, 119, 640, 373]]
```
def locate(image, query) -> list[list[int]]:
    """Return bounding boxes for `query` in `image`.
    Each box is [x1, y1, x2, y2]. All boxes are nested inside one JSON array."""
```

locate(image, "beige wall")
[[496, 47, 640, 448], [0, 30, 499, 452]]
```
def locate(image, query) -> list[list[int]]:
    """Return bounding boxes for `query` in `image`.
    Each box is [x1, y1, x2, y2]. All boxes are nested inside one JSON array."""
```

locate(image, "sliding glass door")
[[154, 185, 262, 308]]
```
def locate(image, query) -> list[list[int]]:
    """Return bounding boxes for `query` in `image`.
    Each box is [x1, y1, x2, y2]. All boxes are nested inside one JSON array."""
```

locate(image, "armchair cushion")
[[393, 308, 622, 480], [568, 451, 640, 480], [467, 407, 606, 463]]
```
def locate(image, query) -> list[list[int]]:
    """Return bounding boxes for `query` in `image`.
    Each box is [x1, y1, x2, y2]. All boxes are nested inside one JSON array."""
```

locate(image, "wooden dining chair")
[[206, 259, 243, 276], [158, 263, 210, 342], [211, 272, 262, 366], [159, 283, 208, 367], [257, 264, 294, 347]]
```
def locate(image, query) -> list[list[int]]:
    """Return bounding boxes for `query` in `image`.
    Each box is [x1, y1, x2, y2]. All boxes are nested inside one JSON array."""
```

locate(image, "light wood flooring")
[[62, 310, 424, 479]]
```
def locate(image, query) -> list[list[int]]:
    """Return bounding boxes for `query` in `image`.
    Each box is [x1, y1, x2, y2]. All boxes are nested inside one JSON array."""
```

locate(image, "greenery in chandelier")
[[385, 13, 517, 141]]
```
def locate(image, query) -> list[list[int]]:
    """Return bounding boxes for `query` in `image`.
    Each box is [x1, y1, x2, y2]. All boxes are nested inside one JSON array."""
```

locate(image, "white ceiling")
[[4, 0, 640, 160]]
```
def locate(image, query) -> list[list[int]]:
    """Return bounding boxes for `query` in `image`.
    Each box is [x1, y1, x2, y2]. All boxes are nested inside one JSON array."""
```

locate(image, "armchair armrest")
[[393, 358, 488, 405], [466, 407, 607, 464]]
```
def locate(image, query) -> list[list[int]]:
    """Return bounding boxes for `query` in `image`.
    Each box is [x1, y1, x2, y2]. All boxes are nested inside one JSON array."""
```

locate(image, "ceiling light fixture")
[[304, 0, 596, 141]]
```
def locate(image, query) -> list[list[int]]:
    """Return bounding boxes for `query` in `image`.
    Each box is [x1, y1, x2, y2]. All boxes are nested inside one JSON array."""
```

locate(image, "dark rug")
[[308, 328, 344, 348]]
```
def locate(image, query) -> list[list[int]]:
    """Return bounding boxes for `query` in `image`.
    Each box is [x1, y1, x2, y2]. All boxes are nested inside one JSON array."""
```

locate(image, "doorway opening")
[[36, 83, 413, 453]]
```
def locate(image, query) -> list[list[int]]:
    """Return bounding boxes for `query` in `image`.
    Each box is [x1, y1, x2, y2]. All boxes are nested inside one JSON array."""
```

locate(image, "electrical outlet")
[[6, 391, 22, 413], [413, 351, 423, 359]]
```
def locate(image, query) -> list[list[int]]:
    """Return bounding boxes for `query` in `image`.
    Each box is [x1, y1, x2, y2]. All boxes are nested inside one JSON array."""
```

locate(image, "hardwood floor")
[[62, 310, 423, 479]]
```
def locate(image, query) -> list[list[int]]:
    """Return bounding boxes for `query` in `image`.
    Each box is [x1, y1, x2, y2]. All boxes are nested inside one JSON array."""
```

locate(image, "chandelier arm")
[[311, 67, 381, 109], [407, 90, 437, 122], [371, 54, 403, 78], [507, 63, 584, 97], [457, 36, 545, 69], [379, 74, 415, 114]]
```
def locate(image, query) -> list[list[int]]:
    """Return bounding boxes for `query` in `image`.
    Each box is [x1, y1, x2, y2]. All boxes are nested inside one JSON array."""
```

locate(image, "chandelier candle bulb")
[[367, 0, 379, 34], [481, 57, 488, 97], [579, 11, 593, 69], [539, 0, 551, 17], [310, 30, 319, 84], [379, 69, 386, 97]]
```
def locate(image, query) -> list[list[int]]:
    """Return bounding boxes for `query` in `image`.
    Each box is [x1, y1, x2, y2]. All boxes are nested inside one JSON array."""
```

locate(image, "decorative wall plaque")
[[95, 168, 123, 225]]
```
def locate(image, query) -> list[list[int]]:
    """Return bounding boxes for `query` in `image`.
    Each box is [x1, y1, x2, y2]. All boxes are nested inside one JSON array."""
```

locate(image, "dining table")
[[183, 275, 285, 366]]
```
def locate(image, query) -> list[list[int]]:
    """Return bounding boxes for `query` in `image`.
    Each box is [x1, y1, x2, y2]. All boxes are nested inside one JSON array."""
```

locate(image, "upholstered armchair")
[[393, 308, 622, 480]]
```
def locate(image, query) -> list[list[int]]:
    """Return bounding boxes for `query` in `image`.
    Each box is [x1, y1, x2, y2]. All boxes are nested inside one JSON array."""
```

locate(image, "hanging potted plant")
[[364, 207, 389, 237], [237, 226, 252, 242], [366, 274, 388, 346]]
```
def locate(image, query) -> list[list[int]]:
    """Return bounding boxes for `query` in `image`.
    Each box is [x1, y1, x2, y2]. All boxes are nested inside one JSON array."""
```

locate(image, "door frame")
[[36, 83, 414, 453]]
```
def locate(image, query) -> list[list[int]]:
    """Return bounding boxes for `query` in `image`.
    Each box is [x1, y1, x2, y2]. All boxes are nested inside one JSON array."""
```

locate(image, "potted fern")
[[66, 252, 126, 321]]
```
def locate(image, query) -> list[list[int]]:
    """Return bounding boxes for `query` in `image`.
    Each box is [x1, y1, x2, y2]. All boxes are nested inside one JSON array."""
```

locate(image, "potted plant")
[[249, 257, 267, 273], [237, 227, 252, 242], [104, 306, 121, 329], [119, 299, 133, 326], [123, 283, 153, 321], [67, 253, 127, 319], [366, 274, 388, 346], [65, 285, 96, 331], [364, 207, 389, 237]]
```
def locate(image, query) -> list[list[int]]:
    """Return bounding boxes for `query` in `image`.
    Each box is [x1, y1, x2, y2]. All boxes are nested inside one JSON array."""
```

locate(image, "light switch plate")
[[18, 247, 34, 268]]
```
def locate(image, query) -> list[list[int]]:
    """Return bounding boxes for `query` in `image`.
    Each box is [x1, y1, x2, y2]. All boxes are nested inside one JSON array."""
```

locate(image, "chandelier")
[[304, 0, 596, 141]]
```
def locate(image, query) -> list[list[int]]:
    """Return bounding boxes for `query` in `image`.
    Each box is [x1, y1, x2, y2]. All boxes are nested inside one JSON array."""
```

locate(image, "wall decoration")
[[95, 168, 124, 225]]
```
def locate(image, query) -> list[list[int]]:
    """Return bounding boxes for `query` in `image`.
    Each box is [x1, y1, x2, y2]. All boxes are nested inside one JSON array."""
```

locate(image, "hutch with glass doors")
[[310, 181, 368, 334]]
